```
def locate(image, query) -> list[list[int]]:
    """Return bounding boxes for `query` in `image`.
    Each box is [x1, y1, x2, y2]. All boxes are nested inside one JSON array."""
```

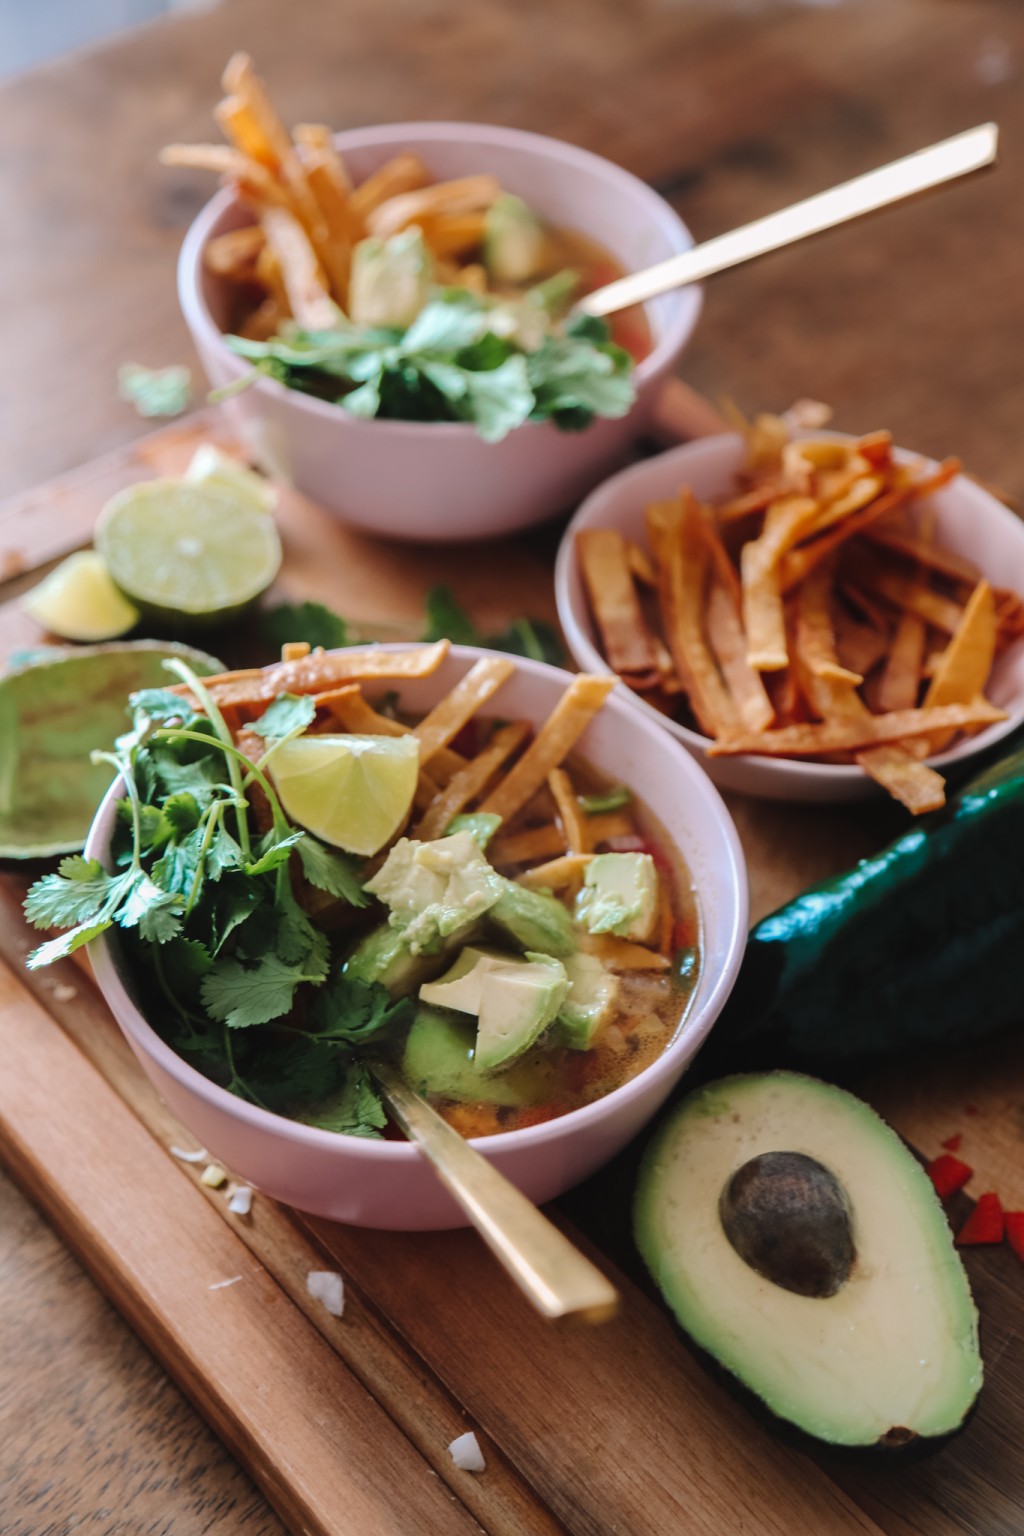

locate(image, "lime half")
[[23, 550, 140, 641], [95, 478, 282, 629], [270, 734, 420, 857]]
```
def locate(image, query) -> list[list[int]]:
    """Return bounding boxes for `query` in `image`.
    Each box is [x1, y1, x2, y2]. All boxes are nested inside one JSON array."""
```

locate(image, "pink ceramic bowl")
[[556, 433, 1024, 801], [85, 646, 747, 1230], [178, 121, 702, 542]]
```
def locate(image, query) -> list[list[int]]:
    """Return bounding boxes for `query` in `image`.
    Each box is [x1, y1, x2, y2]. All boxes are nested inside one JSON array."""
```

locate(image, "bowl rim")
[[555, 430, 1024, 785], [178, 118, 703, 438], [85, 643, 748, 1162]]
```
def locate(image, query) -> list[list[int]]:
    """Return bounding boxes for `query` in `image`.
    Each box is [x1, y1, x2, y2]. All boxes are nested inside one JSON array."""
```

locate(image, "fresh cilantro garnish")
[[261, 601, 352, 653], [422, 586, 564, 666], [224, 289, 636, 442], [251, 693, 318, 739], [301, 1063, 387, 1137], [118, 362, 192, 419], [308, 973, 413, 1045]]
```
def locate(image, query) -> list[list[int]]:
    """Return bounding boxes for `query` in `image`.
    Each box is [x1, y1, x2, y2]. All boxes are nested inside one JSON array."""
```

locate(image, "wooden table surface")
[[2, 0, 1023, 1530]]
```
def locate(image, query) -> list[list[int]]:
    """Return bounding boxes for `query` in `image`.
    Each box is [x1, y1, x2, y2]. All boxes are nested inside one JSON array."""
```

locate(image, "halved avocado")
[[634, 1073, 983, 1448]]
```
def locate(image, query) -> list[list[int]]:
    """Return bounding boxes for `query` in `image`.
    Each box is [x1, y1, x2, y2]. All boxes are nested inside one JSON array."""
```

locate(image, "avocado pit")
[[719, 1150, 855, 1298]]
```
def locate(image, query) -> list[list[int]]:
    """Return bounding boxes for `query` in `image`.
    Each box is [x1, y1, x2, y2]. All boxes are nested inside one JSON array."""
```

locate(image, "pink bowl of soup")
[[84, 645, 747, 1229], [178, 121, 702, 541]]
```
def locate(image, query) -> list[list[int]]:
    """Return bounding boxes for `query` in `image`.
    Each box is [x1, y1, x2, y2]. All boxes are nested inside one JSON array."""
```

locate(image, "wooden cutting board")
[[1, 413, 1023, 1536]]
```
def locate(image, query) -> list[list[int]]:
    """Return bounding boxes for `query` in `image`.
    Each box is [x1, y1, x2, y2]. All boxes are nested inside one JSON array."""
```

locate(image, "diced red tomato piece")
[[956, 1192, 1005, 1246], [941, 1133, 963, 1152], [926, 1153, 974, 1199], [1005, 1212, 1024, 1264]]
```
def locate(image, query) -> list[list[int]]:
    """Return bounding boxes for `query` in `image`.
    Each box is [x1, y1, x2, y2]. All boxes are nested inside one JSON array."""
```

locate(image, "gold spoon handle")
[[369, 1058, 619, 1323], [579, 122, 998, 319]]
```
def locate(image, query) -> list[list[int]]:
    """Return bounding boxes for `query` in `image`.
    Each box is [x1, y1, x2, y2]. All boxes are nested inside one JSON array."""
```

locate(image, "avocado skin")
[[630, 1074, 982, 1452], [700, 740, 1024, 1080]]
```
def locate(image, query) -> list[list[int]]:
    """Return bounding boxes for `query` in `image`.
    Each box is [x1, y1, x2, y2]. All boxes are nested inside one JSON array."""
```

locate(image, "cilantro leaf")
[[421, 586, 564, 666], [235, 1033, 340, 1111], [308, 974, 413, 1046], [201, 952, 322, 1029], [118, 362, 192, 418], [251, 693, 317, 739], [296, 834, 369, 907], [26, 918, 114, 969], [301, 1062, 387, 1137], [245, 829, 306, 877], [422, 587, 481, 647], [25, 856, 126, 929], [261, 601, 351, 653]]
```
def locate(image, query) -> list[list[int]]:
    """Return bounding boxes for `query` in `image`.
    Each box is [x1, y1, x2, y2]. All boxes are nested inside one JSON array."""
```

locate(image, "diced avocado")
[[635, 1074, 983, 1448], [364, 831, 503, 955], [489, 878, 577, 958], [348, 227, 434, 328], [445, 812, 502, 850], [551, 952, 619, 1050], [401, 1006, 534, 1107], [344, 922, 442, 997], [483, 194, 549, 285], [576, 852, 659, 942], [524, 268, 580, 319], [419, 946, 568, 1073]]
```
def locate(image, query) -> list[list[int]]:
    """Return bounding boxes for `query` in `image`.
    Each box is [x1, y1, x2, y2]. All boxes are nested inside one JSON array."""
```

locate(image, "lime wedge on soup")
[[0, 641, 223, 859], [95, 478, 282, 630], [270, 734, 419, 857]]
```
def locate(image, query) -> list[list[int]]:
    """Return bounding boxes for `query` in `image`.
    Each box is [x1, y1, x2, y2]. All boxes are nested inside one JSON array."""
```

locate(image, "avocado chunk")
[[401, 1006, 535, 1106], [635, 1073, 983, 1448], [445, 812, 502, 850], [483, 193, 549, 285], [576, 852, 659, 942], [364, 831, 503, 955], [489, 878, 577, 958], [344, 921, 478, 997], [551, 952, 619, 1050], [348, 227, 434, 328], [419, 946, 568, 1073]]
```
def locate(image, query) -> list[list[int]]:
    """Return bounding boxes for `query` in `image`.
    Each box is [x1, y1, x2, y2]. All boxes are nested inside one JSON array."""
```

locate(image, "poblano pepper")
[[700, 739, 1024, 1079]]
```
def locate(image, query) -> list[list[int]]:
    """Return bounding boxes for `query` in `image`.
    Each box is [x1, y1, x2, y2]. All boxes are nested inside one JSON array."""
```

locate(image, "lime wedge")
[[270, 734, 420, 857], [95, 478, 282, 629], [23, 550, 140, 642]]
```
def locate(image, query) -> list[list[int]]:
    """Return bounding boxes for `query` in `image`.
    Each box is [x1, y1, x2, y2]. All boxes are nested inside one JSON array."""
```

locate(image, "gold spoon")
[[579, 122, 998, 319], [369, 1057, 619, 1323]]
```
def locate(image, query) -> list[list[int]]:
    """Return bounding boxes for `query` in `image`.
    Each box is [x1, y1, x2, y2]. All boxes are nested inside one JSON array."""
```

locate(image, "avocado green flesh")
[[418, 946, 567, 1072], [401, 1007, 554, 1107], [634, 1074, 982, 1447]]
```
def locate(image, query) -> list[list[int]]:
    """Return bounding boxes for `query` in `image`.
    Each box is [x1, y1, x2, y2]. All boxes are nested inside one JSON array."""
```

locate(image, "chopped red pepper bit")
[[1005, 1213, 1024, 1265], [941, 1133, 963, 1152], [926, 1153, 973, 1199], [956, 1192, 1005, 1246]]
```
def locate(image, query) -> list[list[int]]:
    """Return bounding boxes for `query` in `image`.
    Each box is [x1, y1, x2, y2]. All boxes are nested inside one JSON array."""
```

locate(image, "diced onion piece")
[[307, 1270, 345, 1317], [170, 1144, 209, 1163], [228, 1185, 254, 1216], [448, 1431, 486, 1473]]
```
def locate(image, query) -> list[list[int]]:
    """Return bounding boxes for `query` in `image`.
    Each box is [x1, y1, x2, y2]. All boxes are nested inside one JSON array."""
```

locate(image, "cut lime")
[[23, 550, 140, 642], [95, 478, 282, 629], [270, 734, 420, 857]]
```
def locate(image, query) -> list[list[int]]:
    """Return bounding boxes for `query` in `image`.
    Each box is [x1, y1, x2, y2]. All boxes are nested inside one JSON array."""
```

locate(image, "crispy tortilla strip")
[[577, 528, 660, 683], [779, 459, 961, 592], [490, 822, 566, 866], [833, 606, 890, 678], [845, 553, 965, 636], [857, 429, 894, 468], [744, 412, 790, 476], [517, 853, 593, 892], [923, 580, 998, 752], [215, 95, 278, 169], [875, 609, 927, 714], [709, 699, 1006, 758], [412, 656, 514, 764], [717, 483, 779, 524], [479, 675, 617, 823], [416, 211, 489, 258], [648, 495, 739, 735], [301, 155, 356, 299], [705, 582, 774, 732], [856, 744, 946, 814], [547, 768, 589, 855], [696, 505, 743, 609], [587, 809, 636, 844], [348, 153, 432, 219], [194, 641, 451, 710], [293, 123, 353, 190], [793, 566, 863, 685], [579, 932, 671, 971], [203, 224, 266, 278], [159, 144, 288, 205], [866, 526, 981, 586], [414, 721, 530, 841], [260, 205, 337, 329], [802, 474, 885, 538], [282, 641, 312, 663], [741, 496, 820, 672], [627, 541, 658, 587], [366, 175, 502, 239], [254, 242, 291, 317], [221, 53, 327, 242]]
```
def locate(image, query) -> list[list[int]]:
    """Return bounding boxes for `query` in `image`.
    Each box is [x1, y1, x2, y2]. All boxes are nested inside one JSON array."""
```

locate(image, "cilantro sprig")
[[23, 661, 393, 1135], [223, 290, 635, 443]]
